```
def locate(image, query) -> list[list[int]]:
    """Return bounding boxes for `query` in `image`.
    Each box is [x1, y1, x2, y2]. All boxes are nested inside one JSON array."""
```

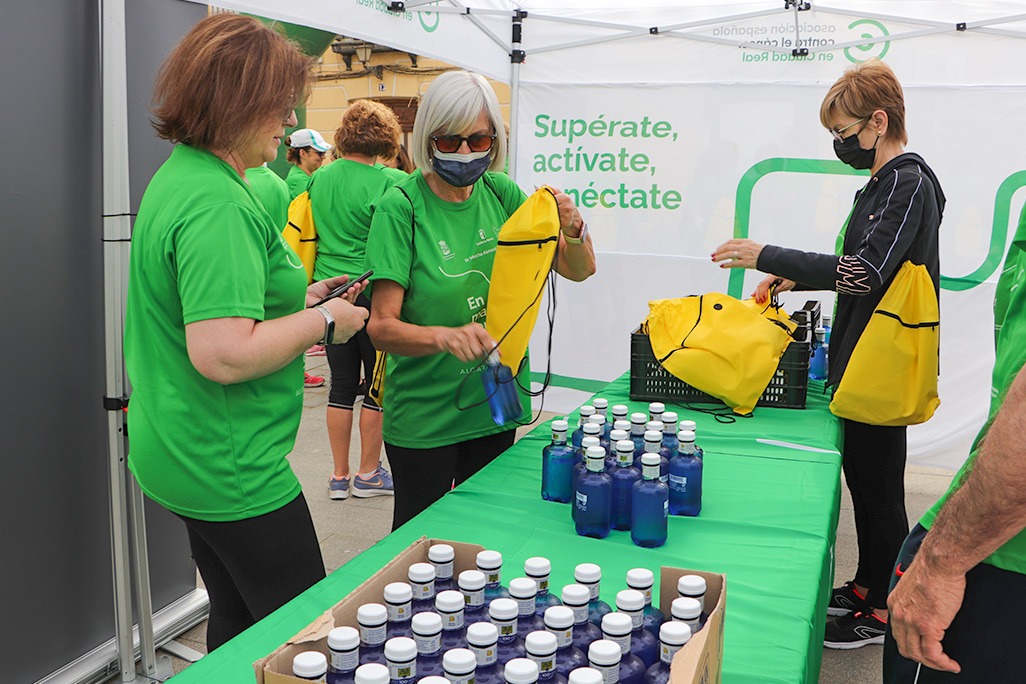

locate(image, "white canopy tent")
[[174, 0, 1026, 472]]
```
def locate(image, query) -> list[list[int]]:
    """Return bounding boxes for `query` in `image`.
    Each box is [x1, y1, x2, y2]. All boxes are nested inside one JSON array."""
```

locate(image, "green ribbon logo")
[[845, 19, 890, 62]]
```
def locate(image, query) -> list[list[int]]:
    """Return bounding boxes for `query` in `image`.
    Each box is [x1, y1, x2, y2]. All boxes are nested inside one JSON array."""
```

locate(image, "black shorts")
[[325, 293, 380, 412]]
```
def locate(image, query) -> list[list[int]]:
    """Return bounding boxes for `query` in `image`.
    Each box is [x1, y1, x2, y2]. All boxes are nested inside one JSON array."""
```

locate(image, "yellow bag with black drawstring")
[[644, 292, 797, 415], [829, 261, 940, 426], [283, 190, 317, 284]]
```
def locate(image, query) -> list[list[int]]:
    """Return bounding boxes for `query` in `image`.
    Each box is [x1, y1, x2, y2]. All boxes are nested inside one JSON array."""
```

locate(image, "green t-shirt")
[[124, 144, 309, 522], [375, 162, 410, 183], [920, 205, 1026, 573], [246, 165, 290, 229], [286, 164, 312, 200], [310, 159, 400, 282], [364, 170, 532, 448]]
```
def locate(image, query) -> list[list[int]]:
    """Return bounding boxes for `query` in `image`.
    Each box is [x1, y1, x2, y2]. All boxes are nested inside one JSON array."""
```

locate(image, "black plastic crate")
[[629, 327, 810, 409]]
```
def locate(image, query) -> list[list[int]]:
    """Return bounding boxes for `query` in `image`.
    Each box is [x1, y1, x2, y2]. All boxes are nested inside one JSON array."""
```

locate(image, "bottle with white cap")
[[459, 570, 490, 626], [592, 398, 609, 423], [630, 453, 668, 549], [436, 590, 468, 650], [677, 421, 704, 460], [429, 544, 457, 594], [467, 621, 503, 684], [667, 431, 702, 517], [610, 405, 629, 432], [543, 605, 588, 677], [624, 569, 665, 637], [613, 591, 658, 668], [571, 406, 596, 449], [409, 563, 437, 615], [647, 403, 664, 425], [490, 598, 527, 664], [629, 414, 648, 456], [572, 564, 612, 628], [543, 419, 576, 503], [505, 658, 540, 684], [477, 550, 511, 602], [568, 667, 604, 684], [293, 651, 329, 682], [599, 614, 644, 684], [384, 637, 417, 684], [572, 435, 602, 523], [328, 626, 360, 684], [641, 622, 690, 684], [575, 446, 612, 540], [525, 557, 562, 615], [411, 612, 445, 678], [358, 603, 389, 665], [587, 639, 622, 684], [354, 662, 389, 684], [560, 584, 603, 651], [509, 577, 547, 636], [610, 439, 641, 531], [526, 630, 569, 684], [658, 412, 679, 456], [421, 677, 451, 684], [676, 575, 707, 618], [384, 582, 415, 640], [586, 414, 611, 453], [669, 598, 702, 636], [606, 429, 630, 473], [442, 648, 478, 684], [632, 430, 668, 484]]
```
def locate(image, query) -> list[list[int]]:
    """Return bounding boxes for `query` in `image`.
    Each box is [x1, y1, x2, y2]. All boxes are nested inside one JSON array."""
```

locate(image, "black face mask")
[[833, 129, 878, 170]]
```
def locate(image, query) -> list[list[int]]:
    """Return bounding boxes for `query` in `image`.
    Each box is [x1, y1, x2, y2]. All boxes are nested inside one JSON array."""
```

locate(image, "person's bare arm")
[[548, 187, 596, 282]]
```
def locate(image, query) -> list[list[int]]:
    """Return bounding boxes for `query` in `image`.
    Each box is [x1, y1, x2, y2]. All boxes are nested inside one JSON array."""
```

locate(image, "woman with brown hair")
[[309, 99, 404, 500], [124, 14, 367, 650], [284, 128, 332, 199]]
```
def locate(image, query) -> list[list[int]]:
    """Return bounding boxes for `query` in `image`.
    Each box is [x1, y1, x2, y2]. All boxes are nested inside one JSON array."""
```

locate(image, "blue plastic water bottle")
[[600, 613, 646, 684], [668, 431, 702, 517], [482, 352, 523, 425], [526, 557, 564, 616], [542, 420, 576, 503], [459, 570, 491, 626], [809, 326, 828, 380], [572, 436, 602, 523], [588, 640, 624, 684], [429, 543, 456, 594], [510, 577, 547, 637], [587, 414, 611, 454], [561, 584, 603, 652], [631, 453, 669, 548], [629, 413, 648, 455], [648, 403, 664, 425], [543, 606, 588, 677], [355, 663, 390, 684], [442, 648, 478, 684], [411, 612, 445, 678], [592, 398, 609, 432], [677, 421, 704, 461], [625, 569, 665, 638], [641, 622, 691, 684], [575, 447, 613, 539], [576, 425, 603, 466], [408, 563, 437, 616], [670, 598, 703, 636], [478, 550, 512, 603], [573, 564, 613, 628], [614, 591, 659, 668], [490, 598, 527, 665], [610, 405, 629, 434], [384, 637, 418, 684], [571, 406, 595, 449], [633, 430, 669, 484], [659, 412, 679, 456], [610, 440, 642, 531], [526, 631, 569, 684], [505, 658, 540, 684], [676, 576, 708, 630], [384, 583, 415, 640], [328, 627, 360, 684], [467, 622, 503, 684], [436, 590, 468, 651], [357, 604, 389, 665], [606, 429, 630, 473]]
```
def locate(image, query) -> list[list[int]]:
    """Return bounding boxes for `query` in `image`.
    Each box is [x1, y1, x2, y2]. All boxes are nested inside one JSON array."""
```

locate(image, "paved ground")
[[135, 352, 955, 683]]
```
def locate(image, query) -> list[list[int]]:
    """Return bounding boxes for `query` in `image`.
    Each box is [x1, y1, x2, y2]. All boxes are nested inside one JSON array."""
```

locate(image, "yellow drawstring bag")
[[484, 187, 560, 366], [644, 293, 797, 415], [282, 190, 317, 284], [829, 261, 940, 426]]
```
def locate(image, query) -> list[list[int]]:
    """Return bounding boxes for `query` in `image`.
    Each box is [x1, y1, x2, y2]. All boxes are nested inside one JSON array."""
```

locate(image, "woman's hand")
[[439, 323, 497, 363], [712, 239, 764, 270], [547, 186, 585, 237], [322, 297, 369, 344], [753, 274, 795, 304], [306, 275, 364, 308]]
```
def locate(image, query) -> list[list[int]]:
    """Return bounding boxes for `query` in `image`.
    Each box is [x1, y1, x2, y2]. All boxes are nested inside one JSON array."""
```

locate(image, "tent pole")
[[509, 10, 526, 180]]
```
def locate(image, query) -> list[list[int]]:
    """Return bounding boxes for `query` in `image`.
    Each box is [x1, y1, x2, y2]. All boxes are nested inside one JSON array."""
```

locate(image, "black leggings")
[[884, 524, 1026, 682], [326, 293, 380, 411], [175, 492, 325, 651], [841, 418, 909, 609], [385, 429, 517, 531]]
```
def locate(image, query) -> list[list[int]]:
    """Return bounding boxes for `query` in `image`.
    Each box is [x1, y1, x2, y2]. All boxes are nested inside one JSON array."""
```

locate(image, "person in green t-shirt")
[[124, 15, 368, 652], [284, 128, 331, 199], [364, 71, 597, 530], [883, 208, 1026, 681], [310, 99, 404, 500]]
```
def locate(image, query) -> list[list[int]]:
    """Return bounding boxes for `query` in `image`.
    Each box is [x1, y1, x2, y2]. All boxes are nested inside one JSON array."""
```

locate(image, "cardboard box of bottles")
[[253, 536, 726, 684]]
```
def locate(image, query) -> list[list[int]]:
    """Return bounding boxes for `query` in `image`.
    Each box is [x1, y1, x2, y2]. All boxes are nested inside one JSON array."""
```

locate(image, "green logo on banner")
[[420, 11, 439, 32], [844, 19, 890, 62]]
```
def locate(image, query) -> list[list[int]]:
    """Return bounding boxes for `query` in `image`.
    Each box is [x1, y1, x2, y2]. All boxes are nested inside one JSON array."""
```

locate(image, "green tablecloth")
[[170, 375, 841, 684]]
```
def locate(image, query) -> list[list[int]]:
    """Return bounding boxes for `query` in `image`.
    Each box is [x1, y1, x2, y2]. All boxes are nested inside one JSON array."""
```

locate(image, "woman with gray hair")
[[365, 70, 596, 528]]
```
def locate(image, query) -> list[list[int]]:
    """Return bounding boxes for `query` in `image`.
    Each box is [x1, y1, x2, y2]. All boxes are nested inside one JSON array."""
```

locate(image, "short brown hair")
[[152, 14, 312, 152], [284, 139, 324, 165], [334, 100, 402, 159], [820, 59, 907, 145]]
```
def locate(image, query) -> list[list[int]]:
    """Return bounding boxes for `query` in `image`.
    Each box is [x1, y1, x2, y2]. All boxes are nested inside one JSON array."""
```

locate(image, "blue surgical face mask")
[[432, 149, 491, 187]]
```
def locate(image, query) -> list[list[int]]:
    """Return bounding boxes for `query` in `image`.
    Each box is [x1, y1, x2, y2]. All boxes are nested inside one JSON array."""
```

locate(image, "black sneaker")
[[823, 611, 887, 649], [827, 581, 870, 617]]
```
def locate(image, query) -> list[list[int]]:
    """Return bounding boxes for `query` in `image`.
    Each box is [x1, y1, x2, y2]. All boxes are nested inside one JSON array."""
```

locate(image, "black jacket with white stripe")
[[757, 152, 944, 389]]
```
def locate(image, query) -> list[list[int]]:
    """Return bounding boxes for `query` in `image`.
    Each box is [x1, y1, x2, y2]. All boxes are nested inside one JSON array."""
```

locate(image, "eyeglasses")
[[431, 133, 497, 154], [830, 118, 866, 142]]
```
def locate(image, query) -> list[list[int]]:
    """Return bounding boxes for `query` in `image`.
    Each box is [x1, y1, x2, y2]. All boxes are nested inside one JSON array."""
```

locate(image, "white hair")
[[411, 71, 507, 174]]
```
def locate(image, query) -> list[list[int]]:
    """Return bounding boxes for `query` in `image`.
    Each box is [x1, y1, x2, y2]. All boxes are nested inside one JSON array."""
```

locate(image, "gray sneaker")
[[352, 465, 395, 498], [328, 475, 350, 500]]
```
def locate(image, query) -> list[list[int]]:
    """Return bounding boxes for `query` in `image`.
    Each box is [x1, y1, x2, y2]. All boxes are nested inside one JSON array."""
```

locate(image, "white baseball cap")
[[287, 128, 331, 152]]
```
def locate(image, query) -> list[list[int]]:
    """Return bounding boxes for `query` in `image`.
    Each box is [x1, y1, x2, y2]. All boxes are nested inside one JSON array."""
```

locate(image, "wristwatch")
[[314, 305, 335, 346], [563, 221, 588, 244]]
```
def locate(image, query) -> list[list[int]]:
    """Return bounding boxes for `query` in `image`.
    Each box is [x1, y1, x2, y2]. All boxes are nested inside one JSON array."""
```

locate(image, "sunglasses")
[[431, 133, 497, 154]]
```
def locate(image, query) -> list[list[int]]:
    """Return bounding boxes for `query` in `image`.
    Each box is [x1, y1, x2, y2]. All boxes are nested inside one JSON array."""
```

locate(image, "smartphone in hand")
[[312, 270, 373, 307]]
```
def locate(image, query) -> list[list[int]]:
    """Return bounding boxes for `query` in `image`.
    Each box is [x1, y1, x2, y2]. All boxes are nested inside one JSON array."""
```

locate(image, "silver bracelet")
[[313, 305, 335, 346]]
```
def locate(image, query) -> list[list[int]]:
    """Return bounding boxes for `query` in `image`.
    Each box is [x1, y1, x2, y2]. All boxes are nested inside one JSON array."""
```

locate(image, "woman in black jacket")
[[713, 58, 944, 650]]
